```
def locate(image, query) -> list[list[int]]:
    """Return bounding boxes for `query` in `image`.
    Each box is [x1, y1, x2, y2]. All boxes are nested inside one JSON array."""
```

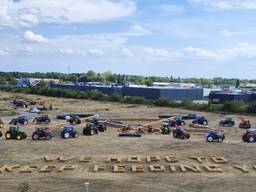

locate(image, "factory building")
[[50, 83, 204, 101]]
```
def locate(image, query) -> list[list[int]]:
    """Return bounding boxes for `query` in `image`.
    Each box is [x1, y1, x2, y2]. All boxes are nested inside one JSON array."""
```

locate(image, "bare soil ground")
[[0, 92, 256, 192]]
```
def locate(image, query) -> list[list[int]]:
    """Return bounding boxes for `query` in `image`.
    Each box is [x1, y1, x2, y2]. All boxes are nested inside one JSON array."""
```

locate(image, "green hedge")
[[0, 85, 255, 114]]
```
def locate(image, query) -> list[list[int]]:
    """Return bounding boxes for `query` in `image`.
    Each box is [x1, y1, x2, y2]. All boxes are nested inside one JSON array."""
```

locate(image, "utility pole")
[[68, 65, 70, 75]]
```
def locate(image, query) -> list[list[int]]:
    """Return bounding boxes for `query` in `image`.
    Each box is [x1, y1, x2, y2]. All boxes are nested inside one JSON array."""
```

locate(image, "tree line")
[[0, 71, 255, 87], [1, 84, 256, 114]]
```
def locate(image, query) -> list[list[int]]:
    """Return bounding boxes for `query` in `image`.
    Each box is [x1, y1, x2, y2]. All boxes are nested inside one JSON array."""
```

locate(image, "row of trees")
[[0, 71, 254, 87], [2, 84, 256, 114]]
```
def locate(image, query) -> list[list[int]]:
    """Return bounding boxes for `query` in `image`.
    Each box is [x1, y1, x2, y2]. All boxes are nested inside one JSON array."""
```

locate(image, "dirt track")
[[0, 92, 256, 192]]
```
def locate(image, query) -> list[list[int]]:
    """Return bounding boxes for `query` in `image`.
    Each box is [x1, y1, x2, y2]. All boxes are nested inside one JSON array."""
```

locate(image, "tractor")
[[182, 113, 197, 120], [83, 123, 99, 136], [242, 129, 256, 142], [5, 126, 27, 140], [10, 116, 29, 125], [169, 117, 185, 127], [32, 127, 53, 140], [206, 131, 225, 142], [160, 121, 171, 135], [60, 125, 79, 139], [192, 116, 208, 125], [238, 117, 252, 129], [219, 117, 235, 127], [0, 119, 4, 128], [67, 115, 81, 125], [97, 122, 107, 132], [173, 127, 190, 139], [13, 100, 28, 108], [33, 115, 51, 124]]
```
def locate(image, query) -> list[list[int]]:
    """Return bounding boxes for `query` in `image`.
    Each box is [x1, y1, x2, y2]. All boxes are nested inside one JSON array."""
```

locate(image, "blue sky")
[[1, 0, 256, 78]]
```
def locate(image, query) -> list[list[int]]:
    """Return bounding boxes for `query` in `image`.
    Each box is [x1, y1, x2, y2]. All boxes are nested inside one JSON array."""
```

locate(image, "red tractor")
[[238, 117, 252, 129], [173, 127, 190, 139], [32, 127, 53, 140]]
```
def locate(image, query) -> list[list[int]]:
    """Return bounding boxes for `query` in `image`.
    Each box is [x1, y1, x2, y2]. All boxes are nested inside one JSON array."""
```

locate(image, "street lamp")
[[84, 182, 90, 192]]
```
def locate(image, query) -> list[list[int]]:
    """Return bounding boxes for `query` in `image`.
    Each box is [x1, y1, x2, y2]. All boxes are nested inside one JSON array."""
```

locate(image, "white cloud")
[[0, 47, 9, 56], [59, 48, 104, 57], [0, 0, 136, 27], [159, 4, 185, 13], [130, 25, 151, 35], [87, 49, 104, 57], [183, 43, 256, 60], [188, 0, 256, 11], [144, 47, 170, 58], [23, 30, 48, 43], [120, 49, 133, 57]]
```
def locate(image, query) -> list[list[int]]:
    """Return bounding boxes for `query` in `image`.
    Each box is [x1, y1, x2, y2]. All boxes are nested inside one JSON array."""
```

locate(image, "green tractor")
[[161, 121, 171, 135], [83, 123, 99, 136], [5, 126, 27, 140], [67, 115, 81, 125]]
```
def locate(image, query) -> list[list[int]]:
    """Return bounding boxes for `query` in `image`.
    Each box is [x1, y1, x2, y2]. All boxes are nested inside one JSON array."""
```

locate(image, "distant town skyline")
[[1, 0, 256, 79]]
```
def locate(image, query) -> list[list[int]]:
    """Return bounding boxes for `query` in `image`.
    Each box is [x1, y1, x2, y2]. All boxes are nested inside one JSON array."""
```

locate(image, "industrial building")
[[209, 91, 256, 104], [50, 83, 204, 101]]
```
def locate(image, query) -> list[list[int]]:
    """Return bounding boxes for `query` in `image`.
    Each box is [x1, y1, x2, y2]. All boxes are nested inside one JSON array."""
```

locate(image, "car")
[[161, 122, 171, 135], [83, 123, 99, 136], [242, 129, 256, 142], [60, 125, 79, 139], [67, 115, 81, 125], [173, 127, 190, 139], [239, 120, 252, 129], [192, 116, 208, 125], [56, 114, 71, 120], [182, 113, 197, 120], [33, 115, 51, 124], [219, 117, 235, 127], [0, 118, 4, 128], [13, 100, 28, 108], [32, 127, 53, 140], [5, 126, 27, 140], [9, 116, 29, 125], [206, 131, 225, 142]]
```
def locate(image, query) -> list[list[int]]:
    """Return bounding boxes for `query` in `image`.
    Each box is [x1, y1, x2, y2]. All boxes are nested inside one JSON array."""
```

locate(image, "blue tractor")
[[206, 131, 225, 142], [10, 116, 29, 125], [192, 116, 208, 126], [60, 125, 79, 139]]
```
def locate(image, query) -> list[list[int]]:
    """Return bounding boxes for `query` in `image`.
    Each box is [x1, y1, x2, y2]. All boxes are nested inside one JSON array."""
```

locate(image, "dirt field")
[[0, 92, 256, 192]]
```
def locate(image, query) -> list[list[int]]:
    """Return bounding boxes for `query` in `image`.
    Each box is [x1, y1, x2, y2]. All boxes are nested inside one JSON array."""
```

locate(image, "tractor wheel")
[[16, 135, 22, 140], [74, 133, 79, 138], [90, 130, 94, 136], [0, 123, 3, 128], [64, 132, 70, 139], [249, 136, 254, 143], [218, 138, 223, 143], [46, 134, 52, 140], [5, 132, 12, 139], [181, 135, 185, 139], [203, 121, 207, 125], [32, 134, 39, 140], [207, 136, 213, 142]]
